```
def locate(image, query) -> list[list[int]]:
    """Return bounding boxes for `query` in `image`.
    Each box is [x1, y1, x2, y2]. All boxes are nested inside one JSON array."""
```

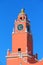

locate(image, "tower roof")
[[21, 9, 25, 14], [19, 9, 25, 15]]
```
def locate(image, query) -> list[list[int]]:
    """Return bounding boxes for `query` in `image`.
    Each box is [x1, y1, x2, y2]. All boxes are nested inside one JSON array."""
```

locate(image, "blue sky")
[[0, 0, 43, 65]]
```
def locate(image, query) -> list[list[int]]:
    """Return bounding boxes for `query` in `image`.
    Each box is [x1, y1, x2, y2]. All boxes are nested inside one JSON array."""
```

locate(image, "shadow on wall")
[[23, 59, 43, 65]]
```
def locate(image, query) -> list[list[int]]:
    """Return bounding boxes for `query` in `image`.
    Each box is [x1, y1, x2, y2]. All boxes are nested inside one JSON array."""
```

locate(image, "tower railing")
[[6, 52, 38, 61]]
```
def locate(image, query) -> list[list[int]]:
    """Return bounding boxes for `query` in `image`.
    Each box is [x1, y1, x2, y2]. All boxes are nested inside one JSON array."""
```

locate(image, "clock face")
[[17, 24, 23, 31]]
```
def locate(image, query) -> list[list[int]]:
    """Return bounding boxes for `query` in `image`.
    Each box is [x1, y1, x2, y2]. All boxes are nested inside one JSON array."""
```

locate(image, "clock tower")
[[6, 9, 38, 65]]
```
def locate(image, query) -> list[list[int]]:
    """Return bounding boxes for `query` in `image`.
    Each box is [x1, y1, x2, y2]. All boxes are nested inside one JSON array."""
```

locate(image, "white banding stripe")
[[6, 52, 38, 61]]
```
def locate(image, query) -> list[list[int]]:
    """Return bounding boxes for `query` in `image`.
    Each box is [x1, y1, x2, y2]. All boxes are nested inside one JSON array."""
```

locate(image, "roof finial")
[[21, 9, 25, 14]]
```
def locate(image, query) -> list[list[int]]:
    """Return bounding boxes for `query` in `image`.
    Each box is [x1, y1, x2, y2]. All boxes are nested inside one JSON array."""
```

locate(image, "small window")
[[20, 17, 22, 20], [18, 48, 21, 52]]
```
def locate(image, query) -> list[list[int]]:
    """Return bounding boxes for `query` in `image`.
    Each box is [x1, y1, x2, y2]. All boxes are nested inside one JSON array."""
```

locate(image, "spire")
[[21, 9, 25, 14], [19, 9, 25, 15]]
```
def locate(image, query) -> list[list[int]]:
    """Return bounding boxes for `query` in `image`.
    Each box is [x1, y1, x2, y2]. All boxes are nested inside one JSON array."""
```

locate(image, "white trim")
[[6, 52, 38, 62], [27, 21, 30, 25], [25, 28, 27, 32], [35, 58, 38, 61], [12, 28, 14, 34], [20, 62, 22, 65], [6, 56, 18, 58]]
